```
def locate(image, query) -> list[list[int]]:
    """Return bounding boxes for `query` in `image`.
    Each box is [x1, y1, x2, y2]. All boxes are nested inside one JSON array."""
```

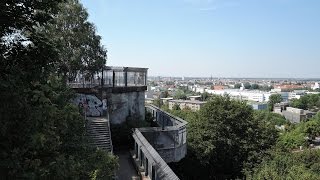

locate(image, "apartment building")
[[168, 100, 207, 111]]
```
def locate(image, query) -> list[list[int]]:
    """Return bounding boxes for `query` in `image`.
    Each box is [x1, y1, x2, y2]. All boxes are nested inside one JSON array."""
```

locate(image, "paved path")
[[116, 151, 140, 180]]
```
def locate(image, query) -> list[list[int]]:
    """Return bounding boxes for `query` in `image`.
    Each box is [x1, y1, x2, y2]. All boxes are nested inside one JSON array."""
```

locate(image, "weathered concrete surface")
[[107, 91, 145, 124], [116, 151, 140, 180], [72, 86, 147, 124]]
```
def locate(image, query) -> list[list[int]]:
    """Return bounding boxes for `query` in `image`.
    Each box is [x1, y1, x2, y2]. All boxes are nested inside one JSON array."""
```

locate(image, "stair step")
[[86, 119, 113, 153]]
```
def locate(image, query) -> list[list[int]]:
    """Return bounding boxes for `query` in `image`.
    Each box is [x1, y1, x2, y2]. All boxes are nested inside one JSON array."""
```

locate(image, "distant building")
[[188, 95, 201, 101], [273, 102, 290, 114], [249, 102, 268, 110], [160, 97, 173, 104], [312, 82, 320, 90], [168, 100, 206, 111], [281, 107, 316, 123], [274, 84, 305, 91], [212, 85, 225, 90]]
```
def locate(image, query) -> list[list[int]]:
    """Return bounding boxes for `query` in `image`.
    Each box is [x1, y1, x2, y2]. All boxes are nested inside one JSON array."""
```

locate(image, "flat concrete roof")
[[169, 100, 207, 104]]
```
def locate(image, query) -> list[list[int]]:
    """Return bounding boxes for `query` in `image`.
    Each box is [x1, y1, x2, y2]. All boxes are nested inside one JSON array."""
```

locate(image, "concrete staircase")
[[86, 117, 113, 152]]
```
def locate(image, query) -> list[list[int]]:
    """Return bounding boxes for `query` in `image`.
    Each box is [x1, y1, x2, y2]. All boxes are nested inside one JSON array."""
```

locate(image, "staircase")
[[86, 117, 113, 153]]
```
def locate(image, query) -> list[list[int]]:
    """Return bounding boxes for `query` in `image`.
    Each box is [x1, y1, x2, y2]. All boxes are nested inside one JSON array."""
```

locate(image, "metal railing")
[[68, 66, 148, 88]]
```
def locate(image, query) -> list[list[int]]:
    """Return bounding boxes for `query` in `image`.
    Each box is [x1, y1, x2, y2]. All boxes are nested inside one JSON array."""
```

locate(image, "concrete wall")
[[73, 86, 147, 124], [106, 91, 145, 124], [282, 111, 304, 123]]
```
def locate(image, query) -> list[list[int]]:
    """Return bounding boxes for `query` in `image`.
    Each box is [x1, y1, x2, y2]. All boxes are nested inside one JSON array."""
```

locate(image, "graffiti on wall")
[[72, 93, 107, 117]]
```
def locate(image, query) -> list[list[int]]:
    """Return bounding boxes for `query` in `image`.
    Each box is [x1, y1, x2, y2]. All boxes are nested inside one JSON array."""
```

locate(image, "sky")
[[80, 0, 320, 78]]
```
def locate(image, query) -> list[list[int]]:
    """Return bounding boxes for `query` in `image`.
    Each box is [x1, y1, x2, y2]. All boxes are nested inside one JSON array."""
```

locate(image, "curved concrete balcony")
[[132, 105, 188, 180]]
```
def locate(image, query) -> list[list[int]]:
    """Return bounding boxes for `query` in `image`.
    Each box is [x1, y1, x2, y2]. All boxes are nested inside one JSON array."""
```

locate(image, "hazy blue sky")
[[81, 0, 320, 78]]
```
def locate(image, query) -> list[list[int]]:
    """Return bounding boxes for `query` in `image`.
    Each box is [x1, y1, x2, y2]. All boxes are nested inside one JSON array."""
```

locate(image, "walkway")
[[116, 151, 140, 180]]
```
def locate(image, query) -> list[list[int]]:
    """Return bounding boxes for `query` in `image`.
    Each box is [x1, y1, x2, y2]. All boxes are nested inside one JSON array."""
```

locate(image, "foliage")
[[244, 82, 251, 89], [291, 94, 320, 110], [259, 85, 273, 91], [161, 90, 170, 98], [0, 0, 117, 178], [276, 115, 320, 150], [174, 90, 187, 100], [172, 103, 181, 111], [152, 98, 163, 108], [251, 83, 259, 89], [201, 92, 210, 101], [248, 150, 320, 179], [170, 95, 278, 179], [234, 83, 241, 89], [268, 94, 282, 111], [45, 0, 107, 80], [253, 110, 288, 126], [247, 113, 320, 179]]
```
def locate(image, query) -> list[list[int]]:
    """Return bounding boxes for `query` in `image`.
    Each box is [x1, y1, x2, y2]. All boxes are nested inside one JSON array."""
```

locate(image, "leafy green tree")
[[174, 90, 187, 100], [46, 0, 107, 80], [201, 92, 210, 101], [251, 84, 259, 89], [244, 82, 252, 89], [152, 98, 163, 108], [172, 103, 181, 111], [0, 1, 118, 178], [248, 150, 320, 179], [161, 90, 169, 98], [253, 110, 288, 127], [291, 94, 320, 110], [170, 95, 278, 179], [268, 94, 282, 111], [234, 83, 241, 89]]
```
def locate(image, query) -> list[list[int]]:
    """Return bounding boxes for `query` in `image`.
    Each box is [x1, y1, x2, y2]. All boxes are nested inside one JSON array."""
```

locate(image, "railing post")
[[112, 71, 115, 87], [124, 69, 128, 87], [101, 68, 104, 86]]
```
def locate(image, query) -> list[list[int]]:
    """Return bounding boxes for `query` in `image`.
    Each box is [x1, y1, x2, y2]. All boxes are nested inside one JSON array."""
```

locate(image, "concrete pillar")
[[145, 71, 147, 86]]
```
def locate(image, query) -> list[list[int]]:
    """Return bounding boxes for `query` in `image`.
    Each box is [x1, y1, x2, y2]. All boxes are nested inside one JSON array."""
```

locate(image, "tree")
[[170, 95, 278, 179], [251, 84, 259, 89], [291, 94, 320, 110], [174, 90, 187, 100], [253, 110, 288, 127], [0, 1, 118, 178], [234, 83, 241, 89], [45, 0, 107, 81], [244, 82, 252, 89], [172, 103, 181, 111], [268, 94, 282, 111], [161, 90, 169, 98], [201, 92, 210, 101], [248, 150, 320, 179]]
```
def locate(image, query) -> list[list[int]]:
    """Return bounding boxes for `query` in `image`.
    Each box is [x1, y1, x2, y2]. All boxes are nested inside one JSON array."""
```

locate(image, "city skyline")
[[81, 0, 320, 78]]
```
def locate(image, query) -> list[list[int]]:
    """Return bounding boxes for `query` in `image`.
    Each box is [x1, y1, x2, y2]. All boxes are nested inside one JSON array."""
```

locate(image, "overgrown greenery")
[[169, 95, 279, 179], [0, 0, 118, 178], [46, 0, 107, 80], [167, 95, 320, 179], [248, 149, 320, 179], [249, 113, 320, 179], [268, 94, 282, 111], [291, 93, 320, 111]]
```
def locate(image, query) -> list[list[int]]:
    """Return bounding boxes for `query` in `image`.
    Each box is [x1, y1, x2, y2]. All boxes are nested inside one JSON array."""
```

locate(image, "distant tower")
[[240, 83, 245, 91], [313, 82, 320, 90]]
